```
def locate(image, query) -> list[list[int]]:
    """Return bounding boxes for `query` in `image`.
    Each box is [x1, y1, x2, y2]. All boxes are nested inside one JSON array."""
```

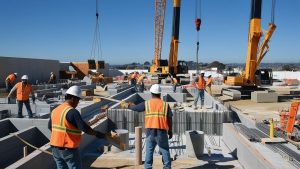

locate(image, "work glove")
[[168, 130, 173, 140], [95, 131, 106, 139]]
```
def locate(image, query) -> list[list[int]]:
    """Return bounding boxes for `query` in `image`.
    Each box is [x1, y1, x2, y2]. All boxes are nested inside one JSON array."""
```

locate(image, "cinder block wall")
[[0, 56, 60, 87]]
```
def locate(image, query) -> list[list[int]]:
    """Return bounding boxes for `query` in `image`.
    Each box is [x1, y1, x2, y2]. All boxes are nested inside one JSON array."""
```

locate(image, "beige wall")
[[0, 56, 60, 87]]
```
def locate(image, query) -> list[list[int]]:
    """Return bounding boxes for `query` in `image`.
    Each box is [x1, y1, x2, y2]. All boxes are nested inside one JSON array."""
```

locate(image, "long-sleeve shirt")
[[129, 101, 173, 136], [48, 108, 92, 133]]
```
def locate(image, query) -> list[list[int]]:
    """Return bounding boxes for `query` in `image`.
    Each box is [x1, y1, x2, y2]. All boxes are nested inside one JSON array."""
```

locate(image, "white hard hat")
[[150, 84, 161, 94], [200, 70, 205, 74], [50, 72, 53, 74], [66, 86, 82, 99], [14, 73, 18, 76], [21, 75, 28, 80]]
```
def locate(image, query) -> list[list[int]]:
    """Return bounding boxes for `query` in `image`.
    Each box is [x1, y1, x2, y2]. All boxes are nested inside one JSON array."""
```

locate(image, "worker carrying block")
[[48, 85, 118, 169]]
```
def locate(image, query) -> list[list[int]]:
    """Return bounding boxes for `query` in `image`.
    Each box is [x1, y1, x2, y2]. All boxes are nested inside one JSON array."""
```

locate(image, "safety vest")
[[15, 82, 33, 101], [50, 102, 82, 148], [6, 74, 16, 84], [145, 98, 169, 130], [207, 77, 212, 87], [197, 75, 206, 90]]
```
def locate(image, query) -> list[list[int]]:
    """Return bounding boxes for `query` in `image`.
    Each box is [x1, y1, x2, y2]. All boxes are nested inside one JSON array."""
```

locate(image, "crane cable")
[[90, 0, 103, 60], [195, 0, 202, 74]]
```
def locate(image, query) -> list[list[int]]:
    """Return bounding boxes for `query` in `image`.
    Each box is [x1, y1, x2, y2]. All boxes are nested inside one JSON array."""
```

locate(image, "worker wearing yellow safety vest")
[[48, 86, 106, 169], [126, 84, 173, 169], [8, 75, 35, 118], [206, 75, 213, 95], [193, 71, 206, 109], [5, 72, 17, 92]]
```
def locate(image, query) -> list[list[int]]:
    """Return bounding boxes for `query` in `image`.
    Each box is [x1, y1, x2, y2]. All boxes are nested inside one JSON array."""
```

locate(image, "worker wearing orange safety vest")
[[206, 75, 213, 95], [127, 84, 173, 169], [136, 72, 145, 92], [48, 86, 106, 169], [194, 71, 206, 109], [5, 73, 17, 92], [8, 75, 35, 118]]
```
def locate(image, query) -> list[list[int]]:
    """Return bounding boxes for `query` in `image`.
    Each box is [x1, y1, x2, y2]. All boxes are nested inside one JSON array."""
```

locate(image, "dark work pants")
[[17, 100, 33, 118]]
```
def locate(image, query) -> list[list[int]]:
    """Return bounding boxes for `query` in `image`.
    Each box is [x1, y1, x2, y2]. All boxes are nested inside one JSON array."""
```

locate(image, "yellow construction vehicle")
[[149, 0, 188, 78], [224, 0, 276, 87]]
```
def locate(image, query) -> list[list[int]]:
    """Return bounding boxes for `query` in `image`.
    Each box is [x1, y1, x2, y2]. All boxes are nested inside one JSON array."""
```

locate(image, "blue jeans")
[[17, 100, 33, 118], [194, 89, 204, 107], [144, 130, 171, 169], [52, 147, 82, 169]]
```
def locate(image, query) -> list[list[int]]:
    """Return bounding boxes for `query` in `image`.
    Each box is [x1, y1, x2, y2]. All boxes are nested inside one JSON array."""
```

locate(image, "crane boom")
[[153, 0, 166, 70], [224, 0, 276, 87], [168, 0, 181, 74]]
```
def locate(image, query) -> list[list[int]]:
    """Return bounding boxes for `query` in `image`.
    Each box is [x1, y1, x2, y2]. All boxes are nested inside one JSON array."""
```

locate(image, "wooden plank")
[[261, 137, 287, 144]]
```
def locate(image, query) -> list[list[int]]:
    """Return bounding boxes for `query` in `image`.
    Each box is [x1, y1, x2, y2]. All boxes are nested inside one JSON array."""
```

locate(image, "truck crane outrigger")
[[224, 0, 276, 87]]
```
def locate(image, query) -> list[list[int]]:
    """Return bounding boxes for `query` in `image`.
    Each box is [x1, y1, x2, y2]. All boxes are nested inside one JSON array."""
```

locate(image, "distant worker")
[[168, 73, 178, 92], [8, 75, 35, 118], [194, 71, 206, 109], [48, 72, 57, 84], [125, 84, 173, 169], [206, 75, 213, 95], [48, 86, 107, 169], [136, 72, 145, 92], [5, 73, 17, 92]]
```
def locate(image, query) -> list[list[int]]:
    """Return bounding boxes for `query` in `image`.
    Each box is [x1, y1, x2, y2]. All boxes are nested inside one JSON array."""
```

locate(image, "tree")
[[282, 64, 297, 71], [144, 61, 151, 65], [207, 61, 226, 71]]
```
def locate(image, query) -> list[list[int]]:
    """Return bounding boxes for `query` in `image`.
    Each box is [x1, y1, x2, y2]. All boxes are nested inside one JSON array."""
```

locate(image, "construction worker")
[[8, 75, 35, 118], [48, 86, 106, 169], [5, 73, 17, 92], [206, 75, 213, 95], [194, 71, 206, 109], [126, 84, 173, 169], [136, 72, 145, 92], [168, 73, 178, 92], [48, 72, 56, 84]]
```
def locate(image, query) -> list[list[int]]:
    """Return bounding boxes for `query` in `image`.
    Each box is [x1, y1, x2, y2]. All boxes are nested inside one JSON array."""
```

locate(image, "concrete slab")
[[251, 91, 278, 103]]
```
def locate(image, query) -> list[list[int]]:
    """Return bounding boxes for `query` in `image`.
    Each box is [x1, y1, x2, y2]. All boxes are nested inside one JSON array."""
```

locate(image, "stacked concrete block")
[[251, 91, 278, 103]]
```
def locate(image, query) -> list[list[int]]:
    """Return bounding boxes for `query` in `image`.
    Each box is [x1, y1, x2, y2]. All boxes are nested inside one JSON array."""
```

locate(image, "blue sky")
[[0, 0, 299, 64]]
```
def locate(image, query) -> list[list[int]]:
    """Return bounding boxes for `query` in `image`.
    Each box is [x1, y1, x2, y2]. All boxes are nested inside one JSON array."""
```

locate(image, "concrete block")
[[0, 127, 49, 168], [185, 130, 204, 158], [251, 91, 278, 103], [0, 119, 18, 138]]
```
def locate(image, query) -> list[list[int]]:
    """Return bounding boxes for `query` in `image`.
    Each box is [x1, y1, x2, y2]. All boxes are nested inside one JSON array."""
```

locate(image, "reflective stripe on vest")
[[16, 82, 32, 101], [197, 76, 206, 90], [144, 99, 169, 130], [50, 103, 82, 148]]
